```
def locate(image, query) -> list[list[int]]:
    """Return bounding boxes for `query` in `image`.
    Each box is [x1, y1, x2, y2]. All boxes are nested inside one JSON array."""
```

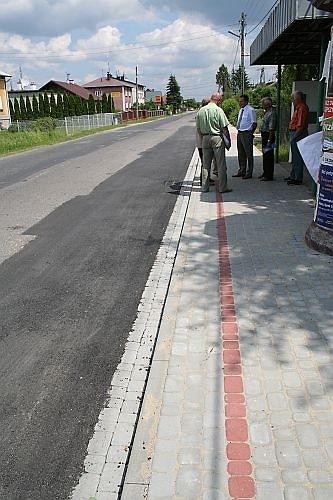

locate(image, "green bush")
[[221, 97, 240, 126], [8, 124, 19, 133], [28, 117, 57, 132]]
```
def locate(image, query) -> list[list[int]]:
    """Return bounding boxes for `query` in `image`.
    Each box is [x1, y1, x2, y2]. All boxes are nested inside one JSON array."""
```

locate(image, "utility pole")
[[135, 65, 139, 120], [228, 12, 246, 94], [240, 12, 246, 94]]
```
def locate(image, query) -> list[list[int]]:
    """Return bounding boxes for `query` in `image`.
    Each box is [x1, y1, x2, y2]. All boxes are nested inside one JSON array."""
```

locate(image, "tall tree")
[[32, 95, 39, 119], [88, 94, 96, 115], [68, 95, 75, 116], [56, 95, 64, 118], [14, 98, 21, 120], [38, 94, 45, 117], [63, 94, 69, 117], [19, 96, 27, 120], [96, 100, 102, 114], [216, 64, 231, 94], [43, 92, 50, 116], [111, 97, 115, 113], [25, 97, 33, 120], [166, 75, 182, 112], [231, 65, 250, 94], [107, 94, 113, 112], [49, 93, 57, 117], [9, 100, 16, 120], [101, 93, 108, 113]]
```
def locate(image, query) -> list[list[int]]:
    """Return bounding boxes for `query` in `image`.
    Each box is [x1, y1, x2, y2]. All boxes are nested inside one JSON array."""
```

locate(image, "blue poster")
[[315, 163, 333, 232]]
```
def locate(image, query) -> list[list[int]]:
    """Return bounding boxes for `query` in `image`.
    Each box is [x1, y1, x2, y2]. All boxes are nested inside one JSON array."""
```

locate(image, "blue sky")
[[0, 0, 278, 99]]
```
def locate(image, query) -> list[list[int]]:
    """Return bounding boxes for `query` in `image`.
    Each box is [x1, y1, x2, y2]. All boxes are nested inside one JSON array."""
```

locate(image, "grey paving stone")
[[255, 467, 280, 482], [152, 450, 177, 473], [308, 469, 333, 483], [98, 462, 125, 492], [281, 469, 308, 484], [202, 489, 227, 500], [84, 454, 105, 475], [178, 447, 201, 465], [121, 483, 148, 499], [296, 423, 321, 449], [250, 422, 272, 445], [284, 486, 313, 500], [252, 445, 278, 466], [157, 415, 181, 439], [176, 466, 202, 498], [268, 393, 289, 411], [275, 441, 302, 467], [256, 481, 284, 500], [282, 371, 302, 388], [148, 471, 176, 498], [313, 486, 333, 500], [302, 449, 330, 469]]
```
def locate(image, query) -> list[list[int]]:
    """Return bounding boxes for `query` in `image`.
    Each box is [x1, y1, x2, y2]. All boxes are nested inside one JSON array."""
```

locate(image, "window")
[[0, 95, 3, 111], [95, 90, 102, 97]]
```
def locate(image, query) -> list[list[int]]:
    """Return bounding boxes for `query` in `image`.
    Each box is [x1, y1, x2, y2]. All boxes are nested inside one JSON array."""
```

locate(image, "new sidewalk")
[[122, 136, 333, 500]]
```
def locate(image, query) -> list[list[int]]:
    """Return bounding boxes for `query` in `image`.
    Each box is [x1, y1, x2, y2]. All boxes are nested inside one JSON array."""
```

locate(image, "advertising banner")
[[315, 28, 333, 232]]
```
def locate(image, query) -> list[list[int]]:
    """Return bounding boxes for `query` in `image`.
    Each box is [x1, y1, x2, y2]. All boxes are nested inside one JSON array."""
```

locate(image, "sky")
[[0, 0, 278, 99]]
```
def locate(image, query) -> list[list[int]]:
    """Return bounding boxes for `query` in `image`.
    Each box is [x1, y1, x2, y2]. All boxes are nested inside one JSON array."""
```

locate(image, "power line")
[[0, 24, 234, 60], [247, 0, 279, 35]]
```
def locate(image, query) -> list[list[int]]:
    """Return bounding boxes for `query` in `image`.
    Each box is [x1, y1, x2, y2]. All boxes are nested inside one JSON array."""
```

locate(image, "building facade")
[[0, 71, 12, 128], [84, 73, 145, 112]]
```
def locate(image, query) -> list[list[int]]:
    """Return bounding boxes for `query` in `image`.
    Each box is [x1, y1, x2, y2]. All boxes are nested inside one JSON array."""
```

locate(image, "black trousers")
[[261, 132, 274, 180]]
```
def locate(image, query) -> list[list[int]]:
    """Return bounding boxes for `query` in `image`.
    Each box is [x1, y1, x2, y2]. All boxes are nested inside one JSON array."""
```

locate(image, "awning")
[[250, 0, 332, 65]]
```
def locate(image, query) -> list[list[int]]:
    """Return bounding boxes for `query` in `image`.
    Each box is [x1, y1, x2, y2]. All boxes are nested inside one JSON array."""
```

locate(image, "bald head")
[[210, 92, 223, 104]]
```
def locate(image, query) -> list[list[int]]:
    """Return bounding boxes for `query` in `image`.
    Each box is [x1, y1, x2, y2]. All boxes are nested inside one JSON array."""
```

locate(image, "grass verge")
[[0, 116, 165, 157]]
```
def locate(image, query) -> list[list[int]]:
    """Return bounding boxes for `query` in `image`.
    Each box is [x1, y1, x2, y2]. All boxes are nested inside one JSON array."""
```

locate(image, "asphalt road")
[[0, 114, 195, 500]]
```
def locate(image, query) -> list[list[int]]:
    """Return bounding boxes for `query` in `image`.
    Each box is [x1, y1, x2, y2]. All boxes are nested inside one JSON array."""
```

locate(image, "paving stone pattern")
[[123, 133, 333, 499]]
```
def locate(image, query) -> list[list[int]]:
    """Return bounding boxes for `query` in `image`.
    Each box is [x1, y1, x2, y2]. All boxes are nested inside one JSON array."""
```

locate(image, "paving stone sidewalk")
[[120, 132, 333, 500]]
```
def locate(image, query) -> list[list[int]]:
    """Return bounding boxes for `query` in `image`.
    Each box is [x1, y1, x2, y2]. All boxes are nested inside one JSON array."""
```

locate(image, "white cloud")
[[0, 0, 152, 37]]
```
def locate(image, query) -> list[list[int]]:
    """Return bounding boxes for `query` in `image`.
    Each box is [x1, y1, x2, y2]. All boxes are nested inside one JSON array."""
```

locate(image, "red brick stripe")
[[216, 190, 255, 499]]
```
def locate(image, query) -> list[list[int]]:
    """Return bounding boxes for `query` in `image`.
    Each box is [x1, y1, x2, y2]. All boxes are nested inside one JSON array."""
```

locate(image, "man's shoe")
[[221, 188, 233, 193], [258, 174, 265, 179], [201, 188, 209, 192], [260, 177, 273, 181], [242, 174, 252, 179], [284, 176, 292, 181], [287, 179, 302, 185], [209, 179, 215, 185], [232, 173, 243, 177]]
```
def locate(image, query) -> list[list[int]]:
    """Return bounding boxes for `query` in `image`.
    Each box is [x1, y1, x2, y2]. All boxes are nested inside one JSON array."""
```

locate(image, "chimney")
[[106, 71, 112, 80]]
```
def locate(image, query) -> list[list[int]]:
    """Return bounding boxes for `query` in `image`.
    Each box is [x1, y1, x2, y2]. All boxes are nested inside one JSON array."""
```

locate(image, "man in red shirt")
[[286, 91, 309, 185]]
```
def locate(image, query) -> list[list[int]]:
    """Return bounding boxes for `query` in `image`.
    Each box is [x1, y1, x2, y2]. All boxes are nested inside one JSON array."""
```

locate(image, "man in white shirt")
[[233, 94, 257, 179]]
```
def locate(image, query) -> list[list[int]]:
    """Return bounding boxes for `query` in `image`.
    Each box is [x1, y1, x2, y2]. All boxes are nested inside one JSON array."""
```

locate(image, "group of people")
[[196, 90, 309, 192]]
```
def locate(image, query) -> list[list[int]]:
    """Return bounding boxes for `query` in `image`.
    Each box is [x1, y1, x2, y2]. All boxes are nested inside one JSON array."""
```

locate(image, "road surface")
[[0, 114, 195, 499]]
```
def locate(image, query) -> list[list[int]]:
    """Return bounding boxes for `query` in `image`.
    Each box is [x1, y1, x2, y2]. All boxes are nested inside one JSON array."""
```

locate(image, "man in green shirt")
[[196, 93, 232, 193]]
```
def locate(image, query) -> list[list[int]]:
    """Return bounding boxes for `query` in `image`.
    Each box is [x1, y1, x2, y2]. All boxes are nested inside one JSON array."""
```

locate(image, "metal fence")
[[12, 110, 166, 135], [59, 113, 123, 134]]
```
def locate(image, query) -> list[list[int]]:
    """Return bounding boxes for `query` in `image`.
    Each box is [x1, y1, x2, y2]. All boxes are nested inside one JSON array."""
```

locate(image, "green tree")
[[281, 64, 318, 105], [82, 99, 89, 115], [56, 95, 64, 118], [96, 100, 102, 114], [9, 100, 16, 120], [231, 66, 250, 94], [49, 93, 57, 118], [63, 94, 69, 117], [68, 95, 75, 116], [101, 93, 108, 113], [32, 95, 39, 119], [19, 96, 27, 120], [38, 94, 44, 117], [107, 94, 113, 112], [13, 98, 20, 120], [43, 92, 50, 116], [216, 64, 231, 94], [166, 75, 182, 112], [88, 94, 96, 115], [25, 97, 33, 119]]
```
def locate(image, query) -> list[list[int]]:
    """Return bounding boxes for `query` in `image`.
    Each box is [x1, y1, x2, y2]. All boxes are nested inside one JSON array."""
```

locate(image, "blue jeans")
[[289, 130, 308, 182]]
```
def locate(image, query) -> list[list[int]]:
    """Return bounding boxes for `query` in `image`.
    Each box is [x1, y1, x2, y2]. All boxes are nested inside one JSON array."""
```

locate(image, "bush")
[[8, 124, 19, 133], [28, 117, 57, 132], [221, 97, 240, 126]]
